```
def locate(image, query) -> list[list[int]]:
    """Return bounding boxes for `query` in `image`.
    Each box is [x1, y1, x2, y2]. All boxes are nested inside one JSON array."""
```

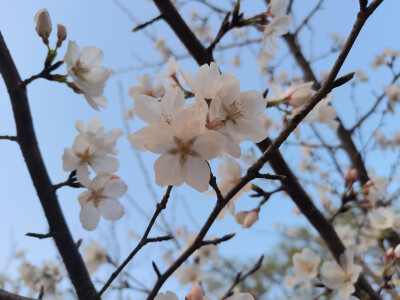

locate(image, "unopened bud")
[[56, 24, 67, 48], [243, 209, 259, 229], [344, 167, 358, 188], [386, 247, 394, 263], [185, 285, 203, 300], [34, 9, 52, 44]]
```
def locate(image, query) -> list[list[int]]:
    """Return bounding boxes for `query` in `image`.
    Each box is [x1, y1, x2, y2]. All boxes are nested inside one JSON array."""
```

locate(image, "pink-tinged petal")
[[241, 91, 266, 113], [337, 281, 355, 300], [193, 130, 225, 160], [78, 190, 91, 207], [104, 179, 128, 199], [139, 74, 154, 91], [179, 68, 196, 91], [154, 291, 178, 300], [218, 77, 240, 106], [90, 156, 119, 174], [127, 128, 147, 151], [80, 201, 100, 231], [80, 46, 104, 66], [226, 121, 248, 144], [90, 173, 111, 190], [99, 199, 125, 220], [77, 164, 91, 188], [350, 265, 362, 282], [154, 154, 184, 187], [183, 156, 210, 192], [142, 122, 174, 154], [86, 117, 104, 134], [235, 117, 267, 143], [64, 41, 80, 68], [62, 148, 79, 171], [320, 261, 345, 289], [134, 95, 162, 123], [86, 66, 112, 85]]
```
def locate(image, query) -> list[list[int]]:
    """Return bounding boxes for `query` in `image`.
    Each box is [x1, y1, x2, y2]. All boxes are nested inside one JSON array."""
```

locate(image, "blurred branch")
[[0, 31, 96, 300], [0, 289, 36, 300], [26, 232, 55, 239], [221, 255, 264, 299], [132, 15, 163, 32]]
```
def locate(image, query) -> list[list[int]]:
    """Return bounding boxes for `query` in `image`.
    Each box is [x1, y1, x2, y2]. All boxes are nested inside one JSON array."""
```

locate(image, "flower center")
[[76, 147, 94, 164], [87, 188, 107, 207], [225, 101, 245, 123], [72, 60, 90, 79], [168, 137, 200, 164]]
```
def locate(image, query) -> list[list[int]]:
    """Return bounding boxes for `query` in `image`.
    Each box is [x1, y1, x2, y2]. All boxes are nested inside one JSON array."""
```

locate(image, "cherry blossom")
[[320, 250, 362, 300], [78, 173, 128, 231], [262, 15, 291, 54], [83, 241, 108, 275], [129, 73, 165, 99], [62, 118, 123, 187], [141, 103, 225, 192], [64, 41, 113, 110], [292, 248, 320, 278], [235, 209, 259, 229]]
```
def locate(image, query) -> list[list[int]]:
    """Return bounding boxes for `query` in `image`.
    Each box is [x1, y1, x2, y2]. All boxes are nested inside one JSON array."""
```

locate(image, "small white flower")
[[83, 241, 108, 275], [292, 248, 320, 278], [262, 15, 291, 53], [78, 173, 127, 231], [320, 250, 362, 300], [173, 264, 203, 286], [64, 41, 113, 110], [368, 207, 394, 230], [129, 74, 165, 99]]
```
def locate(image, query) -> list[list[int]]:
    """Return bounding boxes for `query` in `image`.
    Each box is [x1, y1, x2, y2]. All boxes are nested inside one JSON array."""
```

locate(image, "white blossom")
[[320, 250, 362, 300], [78, 173, 127, 231], [34, 9, 52, 40], [129, 74, 165, 99], [64, 41, 113, 110], [83, 241, 108, 275], [292, 248, 320, 278]]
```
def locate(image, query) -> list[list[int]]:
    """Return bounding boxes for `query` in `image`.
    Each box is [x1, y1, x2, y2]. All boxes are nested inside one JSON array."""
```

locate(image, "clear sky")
[[0, 0, 399, 299]]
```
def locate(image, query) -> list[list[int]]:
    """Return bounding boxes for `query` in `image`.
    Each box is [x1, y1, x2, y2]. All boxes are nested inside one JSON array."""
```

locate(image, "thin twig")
[[26, 232, 55, 239], [201, 233, 236, 246], [132, 15, 163, 32], [97, 186, 173, 298], [0, 135, 18, 142]]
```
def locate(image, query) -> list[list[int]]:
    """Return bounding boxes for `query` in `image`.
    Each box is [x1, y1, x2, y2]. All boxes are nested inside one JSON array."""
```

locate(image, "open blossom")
[[141, 103, 225, 192], [83, 241, 108, 275], [63, 118, 123, 187], [173, 263, 204, 286], [34, 9, 52, 41], [262, 15, 291, 53], [368, 207, 394, 230], [208, 77, 268, 143], [292, 248, 321, 278], [64, 41, 113, 110], [78, 173, 127, 231], [320, 250, 362, 300], [267, 0, 287, 17], [270, 82, 314, 107], [129, 74, 165, 99]]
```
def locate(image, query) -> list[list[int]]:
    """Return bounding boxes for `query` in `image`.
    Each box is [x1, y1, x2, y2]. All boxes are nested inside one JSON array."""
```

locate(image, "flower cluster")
[[62, 118, 127, 230], [128, 60, 268, 192]]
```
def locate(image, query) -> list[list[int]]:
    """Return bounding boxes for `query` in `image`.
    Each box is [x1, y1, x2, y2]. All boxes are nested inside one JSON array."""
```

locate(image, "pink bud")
[[344, 167, 358, 188], [243, 209, 259, 229], [386, 247, 394, 262], [185, 286, 203, 300], [56, 24, 67, 47], [34, 9, 52, 43], [110, 174, 121, 180]]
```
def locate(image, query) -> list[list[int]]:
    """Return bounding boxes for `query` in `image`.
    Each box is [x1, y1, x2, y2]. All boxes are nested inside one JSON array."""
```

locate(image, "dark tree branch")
[[25, 232, 55, 239], [0, 31, 97, 300], [201, 233, 236, 246], [0, 289, 37, 300], [97, 186, 173, 298], [132, 15, 163, 32], [0, 135, 18, 142]]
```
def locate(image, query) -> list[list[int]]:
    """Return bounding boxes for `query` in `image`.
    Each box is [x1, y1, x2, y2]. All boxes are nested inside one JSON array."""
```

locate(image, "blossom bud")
[[242, 209, 259, 229], [283, 82, 314, 107], [394, 245, 400, 259], [385, 247, 394, 263], [34, 9, 52, 44], [344, 167, 358, 188], [56, 24, 67, 48], [185, 285, 203, 300]]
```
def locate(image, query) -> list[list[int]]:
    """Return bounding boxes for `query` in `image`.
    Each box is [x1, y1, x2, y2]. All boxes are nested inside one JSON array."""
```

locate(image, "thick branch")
[[0, 31, 96, 300], [0, 289, 36, 300]]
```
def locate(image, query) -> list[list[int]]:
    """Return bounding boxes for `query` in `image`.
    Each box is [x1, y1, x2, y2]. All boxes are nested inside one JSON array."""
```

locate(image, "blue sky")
[[0, 0, 400, 298]]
